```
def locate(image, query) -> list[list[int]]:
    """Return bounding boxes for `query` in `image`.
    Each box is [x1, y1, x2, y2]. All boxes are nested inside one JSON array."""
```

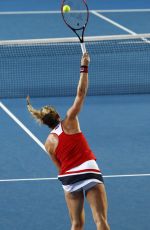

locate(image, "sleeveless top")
[[51, 122, 96, 175]]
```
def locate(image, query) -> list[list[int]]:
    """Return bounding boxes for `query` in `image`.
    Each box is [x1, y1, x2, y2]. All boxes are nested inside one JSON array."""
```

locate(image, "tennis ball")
[[63, 5, 71, 13]]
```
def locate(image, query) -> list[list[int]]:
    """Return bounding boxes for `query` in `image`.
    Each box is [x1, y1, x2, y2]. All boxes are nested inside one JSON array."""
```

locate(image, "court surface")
[[0, 1, 150, 229]]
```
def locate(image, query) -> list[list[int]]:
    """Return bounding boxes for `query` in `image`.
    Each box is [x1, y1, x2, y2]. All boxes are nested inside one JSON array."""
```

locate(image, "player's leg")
[[85, 183, 110, 230], [64, 190, 85, 230]]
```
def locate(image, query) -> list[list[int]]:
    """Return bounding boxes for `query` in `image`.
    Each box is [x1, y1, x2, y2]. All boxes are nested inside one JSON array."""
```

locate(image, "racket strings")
[[62, 0, 88, 29]]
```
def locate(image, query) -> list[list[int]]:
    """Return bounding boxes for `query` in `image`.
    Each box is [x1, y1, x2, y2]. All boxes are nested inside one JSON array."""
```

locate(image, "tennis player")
[[27, 53, 110, 230]]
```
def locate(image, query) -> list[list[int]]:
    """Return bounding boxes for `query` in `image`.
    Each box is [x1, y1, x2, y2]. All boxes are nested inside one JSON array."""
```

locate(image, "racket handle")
[[81, 42, 86, 54]]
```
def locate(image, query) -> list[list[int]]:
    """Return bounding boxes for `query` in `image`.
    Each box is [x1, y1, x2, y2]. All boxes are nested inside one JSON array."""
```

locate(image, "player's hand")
[[81, 52, 90, 66]]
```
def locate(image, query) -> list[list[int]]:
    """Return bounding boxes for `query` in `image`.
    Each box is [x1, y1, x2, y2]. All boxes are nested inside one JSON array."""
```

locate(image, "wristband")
[[80, 65, 88, 73]]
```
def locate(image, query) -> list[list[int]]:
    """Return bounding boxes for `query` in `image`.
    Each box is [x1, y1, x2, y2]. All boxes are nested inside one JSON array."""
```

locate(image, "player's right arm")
[[45, 134, 61, 172], [66, 52, 90, 119]]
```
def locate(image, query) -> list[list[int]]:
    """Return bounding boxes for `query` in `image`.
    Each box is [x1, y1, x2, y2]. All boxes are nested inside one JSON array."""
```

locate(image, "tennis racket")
[[61, 0, 89, 54]]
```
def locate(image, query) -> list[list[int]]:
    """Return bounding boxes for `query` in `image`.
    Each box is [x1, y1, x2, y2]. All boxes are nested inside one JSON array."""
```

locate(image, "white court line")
[[0, 10, 60, 15], [91, 11, 150, 43], [0, 9, 150, 15], [104, 174, 150, 178], [0, 174, 150, 183], [96, 9, 150, 13], [0, 178, 58, 182], [0, 102, 48, 154], [91, 10, 137, 35]]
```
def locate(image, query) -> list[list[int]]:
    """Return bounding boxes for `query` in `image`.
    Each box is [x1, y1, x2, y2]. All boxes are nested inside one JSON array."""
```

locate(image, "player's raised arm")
[[66, 52, 90, 119]]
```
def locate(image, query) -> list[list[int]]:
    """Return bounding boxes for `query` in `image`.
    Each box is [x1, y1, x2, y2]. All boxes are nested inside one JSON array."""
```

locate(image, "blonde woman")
[[27, 53, 110, 230]]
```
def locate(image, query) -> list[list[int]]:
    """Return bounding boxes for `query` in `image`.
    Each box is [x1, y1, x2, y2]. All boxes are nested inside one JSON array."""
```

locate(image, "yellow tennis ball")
[[63, 5, 71, 13]]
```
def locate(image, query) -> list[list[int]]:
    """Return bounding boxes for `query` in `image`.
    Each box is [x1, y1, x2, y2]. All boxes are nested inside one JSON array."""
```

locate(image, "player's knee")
[[95, 221, 110, 230], [71, 219, 84, 230], [94, 216, 110, 230]]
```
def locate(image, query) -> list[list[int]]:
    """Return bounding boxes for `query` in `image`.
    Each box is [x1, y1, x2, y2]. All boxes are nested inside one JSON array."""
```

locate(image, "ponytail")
[[27, 96, 43, 124], [26, 96, 60, 128]]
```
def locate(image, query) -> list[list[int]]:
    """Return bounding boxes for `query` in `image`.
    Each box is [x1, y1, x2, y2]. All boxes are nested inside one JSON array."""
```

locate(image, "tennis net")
[[0, 33, 150, 98]]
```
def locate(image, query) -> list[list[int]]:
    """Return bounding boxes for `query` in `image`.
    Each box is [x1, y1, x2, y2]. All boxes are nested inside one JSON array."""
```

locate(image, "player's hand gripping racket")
[[61, 0, 89, 54]]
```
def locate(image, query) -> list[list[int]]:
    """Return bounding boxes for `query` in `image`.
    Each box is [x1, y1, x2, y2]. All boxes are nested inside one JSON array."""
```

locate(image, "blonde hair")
[[27, 103, 43, 124], [27, 97, 60, 128]]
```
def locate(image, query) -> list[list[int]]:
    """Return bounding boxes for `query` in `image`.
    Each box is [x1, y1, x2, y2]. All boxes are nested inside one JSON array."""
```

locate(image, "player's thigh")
[[64, 190, 85, 221], [85, 183, 108, 219]]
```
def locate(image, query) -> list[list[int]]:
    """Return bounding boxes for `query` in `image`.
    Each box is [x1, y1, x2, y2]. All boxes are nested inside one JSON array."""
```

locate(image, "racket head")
[[61, 0, 89, 36]]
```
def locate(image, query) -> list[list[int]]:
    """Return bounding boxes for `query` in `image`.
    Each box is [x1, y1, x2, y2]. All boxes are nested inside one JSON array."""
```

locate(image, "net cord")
[[0, 33, 150, 46]]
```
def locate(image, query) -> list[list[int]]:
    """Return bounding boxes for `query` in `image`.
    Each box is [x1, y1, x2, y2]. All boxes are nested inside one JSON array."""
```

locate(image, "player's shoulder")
[[45, 133, 59, 152], [62, 116, 81, 133], [62, 116, 77, 125]]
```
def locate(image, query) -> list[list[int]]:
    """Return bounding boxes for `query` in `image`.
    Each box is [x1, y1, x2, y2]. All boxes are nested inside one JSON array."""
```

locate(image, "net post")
[[81, 42, 86, 54]]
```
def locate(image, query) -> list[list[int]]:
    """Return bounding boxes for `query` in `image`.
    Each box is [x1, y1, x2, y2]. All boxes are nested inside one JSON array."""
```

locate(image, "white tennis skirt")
[[60, 160, 103, 193], [62, 178, 102, 193]]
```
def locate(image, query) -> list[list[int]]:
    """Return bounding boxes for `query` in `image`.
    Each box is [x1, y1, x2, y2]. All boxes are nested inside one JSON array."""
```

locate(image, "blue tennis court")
[[0, 0, 150, 229]]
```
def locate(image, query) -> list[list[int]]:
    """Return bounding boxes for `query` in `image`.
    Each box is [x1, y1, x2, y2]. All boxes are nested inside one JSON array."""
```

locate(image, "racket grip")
[[81, 43, 86, 54]]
